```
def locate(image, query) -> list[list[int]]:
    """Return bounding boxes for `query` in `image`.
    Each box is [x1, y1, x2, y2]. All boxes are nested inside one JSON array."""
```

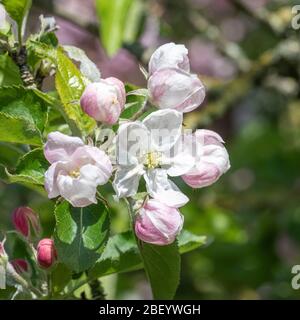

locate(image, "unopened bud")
[[11, 259, 30, 275], [37, 239, 57, 269], [80, 77, 126, 124], [12, 207, 41, 239], [135, 199, 184, 245]]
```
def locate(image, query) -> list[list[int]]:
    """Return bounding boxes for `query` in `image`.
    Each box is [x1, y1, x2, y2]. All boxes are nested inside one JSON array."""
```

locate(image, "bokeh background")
[[1, 0, 300, 299]]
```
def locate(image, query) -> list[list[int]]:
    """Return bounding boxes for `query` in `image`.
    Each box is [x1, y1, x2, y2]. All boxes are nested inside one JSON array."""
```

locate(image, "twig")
[[11, 46, 36, 88]]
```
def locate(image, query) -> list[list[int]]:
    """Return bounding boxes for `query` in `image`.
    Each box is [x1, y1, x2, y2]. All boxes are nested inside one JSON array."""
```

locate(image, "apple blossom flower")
[[80, 77, 126, 124], [135, 198, 184, 245], [148, 42, 190, 76], [182, 130, 230, 188], [37, 239, 57, 269], [113, 109, 195, 207], [12, 207, 41, 239], [44, 131, 112, 207], [148, 68, 205, 113]]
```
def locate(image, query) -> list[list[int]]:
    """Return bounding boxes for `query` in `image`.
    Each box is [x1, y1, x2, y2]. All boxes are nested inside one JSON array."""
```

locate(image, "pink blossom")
[[182, 130, 230, 188], [148, 68, 205, 113], [149, 42, 190, 76], [135, 199, 184, 246], [80, 77, 126, 124], [44, 132, 112, 207]]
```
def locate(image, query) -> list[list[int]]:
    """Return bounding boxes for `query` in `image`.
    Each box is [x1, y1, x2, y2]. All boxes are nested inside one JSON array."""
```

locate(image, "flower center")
[[144, 151, 161, 169], [112, 96, 118, 105], [69, 169, 80, 178]]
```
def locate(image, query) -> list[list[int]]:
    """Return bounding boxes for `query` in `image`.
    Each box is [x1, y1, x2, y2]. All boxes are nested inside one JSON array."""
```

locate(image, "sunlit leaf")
[[0, 86, 49, 145]]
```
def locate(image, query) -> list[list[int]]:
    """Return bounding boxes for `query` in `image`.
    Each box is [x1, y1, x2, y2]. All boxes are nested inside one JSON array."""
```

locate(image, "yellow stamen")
[[69, 170, 80, 178], [144, 151, 161, 169], [112, 97, 118, 105]]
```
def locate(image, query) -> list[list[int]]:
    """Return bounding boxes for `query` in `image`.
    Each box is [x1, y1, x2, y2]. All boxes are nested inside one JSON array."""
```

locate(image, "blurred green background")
[[1, 0, 300, 299]]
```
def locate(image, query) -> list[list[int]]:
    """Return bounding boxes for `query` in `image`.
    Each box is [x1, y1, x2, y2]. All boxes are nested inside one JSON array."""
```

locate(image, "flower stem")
[[124, 198, 150, 287], [6, 262, 43, 297], [47, 273, 52, 298]]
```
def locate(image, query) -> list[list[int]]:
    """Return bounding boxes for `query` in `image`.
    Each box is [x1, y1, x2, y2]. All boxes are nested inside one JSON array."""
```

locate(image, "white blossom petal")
[[71, 146, 112, 184], [113, 165, 145, 198], [142, 109, 182, 152], [44, 162, 64, 198], [144, 169, 189, 207], [44, 132, 84, 164], [56, 171, 98, 208], [116, 121, 150, 166], [163, 151, 195, 177]]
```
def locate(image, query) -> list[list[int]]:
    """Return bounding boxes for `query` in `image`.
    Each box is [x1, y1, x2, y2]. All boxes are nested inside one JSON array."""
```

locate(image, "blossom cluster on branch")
[[43, 42, 230, 246]]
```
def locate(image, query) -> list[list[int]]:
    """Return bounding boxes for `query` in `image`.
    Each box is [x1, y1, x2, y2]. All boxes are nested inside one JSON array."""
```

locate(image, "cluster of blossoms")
[[0, 207, 57, 284], [43, 42, 230, 246]]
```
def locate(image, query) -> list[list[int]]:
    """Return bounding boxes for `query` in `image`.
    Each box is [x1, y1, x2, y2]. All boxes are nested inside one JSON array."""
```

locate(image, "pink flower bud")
[[148, 68, 205, 113], [149, 42, 190, 76], [11, 259, 29, 274], [182, 130, 230, 188], [80, 77, 126, 124], [37, 239, 57, 269], [12, 207, 41, 239], [135, 199, 184, 246]]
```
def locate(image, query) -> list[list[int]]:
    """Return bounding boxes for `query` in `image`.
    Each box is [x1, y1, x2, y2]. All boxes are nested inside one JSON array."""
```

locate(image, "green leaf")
[[178, 230, 207, 254], [6, 148, 48, 185], [1, 0, 32, 33], [0, 142, 24, 167], [0, 112, 42, 146], [27, 43, 96, 135], [96, 0, 138, 56], [63, 46, 101, 82], [88, 231, 142, 279], [51, 263, 72, 294], [54, 49, 96, 135], [123, 0, 144, 44], [120, 85, 148, 119], [0, 86, 49, 145], [54, 201, 110, 273], [88, 230, 206, 281], [1, 148, 48, 194], [0, 54, 22, 86], [141, 241, 180, 300]]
